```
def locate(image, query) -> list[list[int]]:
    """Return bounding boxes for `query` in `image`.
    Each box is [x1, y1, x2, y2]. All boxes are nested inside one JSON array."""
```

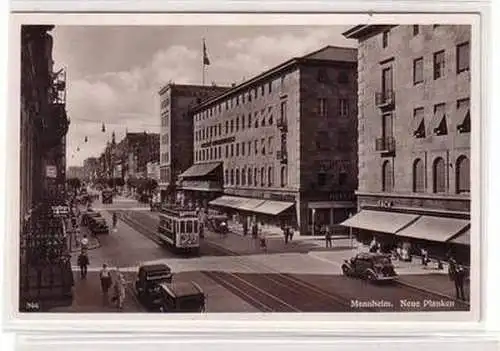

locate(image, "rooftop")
[[190, 45, 357, 113]]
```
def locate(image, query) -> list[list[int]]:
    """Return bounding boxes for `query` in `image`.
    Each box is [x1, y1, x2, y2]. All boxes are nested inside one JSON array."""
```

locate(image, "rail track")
[[115, 209, 370, 312]]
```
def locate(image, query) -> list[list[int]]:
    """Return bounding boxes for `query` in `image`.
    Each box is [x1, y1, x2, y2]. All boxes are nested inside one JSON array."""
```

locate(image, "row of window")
[[411, 98, 470, 137], [381, 155, 470, 194], [194, 76, 288, 122], [411, 42, 469, 85], [195, 137, 276, 162], [161, 152, 169, 164], [195, 101, 288, 142], [224, 166, 288, 188], [318, 98, 349, 117]]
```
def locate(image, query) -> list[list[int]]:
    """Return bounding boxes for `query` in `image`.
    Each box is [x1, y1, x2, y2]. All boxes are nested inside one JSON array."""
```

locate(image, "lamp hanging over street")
[[101, 123, 106, 132], [84, 136, 88, 143]]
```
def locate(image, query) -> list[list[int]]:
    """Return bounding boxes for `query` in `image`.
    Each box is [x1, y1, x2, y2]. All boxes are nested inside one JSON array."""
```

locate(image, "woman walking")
[[112, 268, 126, 310], [99, 263, 112, 306]]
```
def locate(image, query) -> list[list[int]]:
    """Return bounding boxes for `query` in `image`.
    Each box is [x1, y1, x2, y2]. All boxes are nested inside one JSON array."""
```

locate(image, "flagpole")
[[202, 38, 205, 86]]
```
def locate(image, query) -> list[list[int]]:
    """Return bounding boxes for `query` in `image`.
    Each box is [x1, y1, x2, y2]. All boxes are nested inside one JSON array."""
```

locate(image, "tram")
[[157, 205, 200, 255]]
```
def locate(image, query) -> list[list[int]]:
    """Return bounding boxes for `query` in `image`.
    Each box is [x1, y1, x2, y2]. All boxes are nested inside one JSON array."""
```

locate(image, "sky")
[[51, 25, 357, 167]]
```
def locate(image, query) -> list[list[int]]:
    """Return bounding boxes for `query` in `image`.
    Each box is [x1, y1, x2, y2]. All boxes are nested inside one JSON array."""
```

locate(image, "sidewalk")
[[48, 271, 144, 313]]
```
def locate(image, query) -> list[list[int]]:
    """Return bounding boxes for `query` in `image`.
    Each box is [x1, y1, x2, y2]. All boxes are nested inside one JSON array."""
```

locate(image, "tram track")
[[117, 209, 364, 312]]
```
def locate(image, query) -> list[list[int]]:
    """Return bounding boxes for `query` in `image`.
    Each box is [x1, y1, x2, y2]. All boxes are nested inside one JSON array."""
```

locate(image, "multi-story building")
[[20, 25, 72, 309], [83, 157, 99, 182], [158, 84, 230, 202], [342, 25, 470, 258], [181, 46, 359, 234], [67, 166, 85, 179]]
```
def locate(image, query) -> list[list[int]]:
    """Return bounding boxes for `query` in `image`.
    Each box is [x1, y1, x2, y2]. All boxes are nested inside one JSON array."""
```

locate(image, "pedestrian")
[[325, 227, 333, 248], [242, 219, 248, 237], [112, 268, 126, 310], [421, 248, 429, 266], [369, 237, 378, 253], [283, 225, 289, 244], [259, 227, 267, 252], [77, 250, 89, 279], [454, 264, 467, 301], [289, 226, 294, 242], [112, 212, 118, 229], [99, 263, 112, 305], [80, 234, 89, 251], [251, 221, 258, 239]]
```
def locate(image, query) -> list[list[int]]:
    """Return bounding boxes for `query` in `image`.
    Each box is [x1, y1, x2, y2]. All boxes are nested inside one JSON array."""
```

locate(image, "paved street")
[[49, 197, 469, 313]]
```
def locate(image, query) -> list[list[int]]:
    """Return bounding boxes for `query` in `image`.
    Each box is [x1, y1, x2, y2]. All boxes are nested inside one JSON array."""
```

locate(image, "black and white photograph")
[[10, 14, 479, 318]]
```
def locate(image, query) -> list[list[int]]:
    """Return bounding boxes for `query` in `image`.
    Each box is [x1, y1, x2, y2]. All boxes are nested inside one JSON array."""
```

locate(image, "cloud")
[[65, 28, 357, 166]]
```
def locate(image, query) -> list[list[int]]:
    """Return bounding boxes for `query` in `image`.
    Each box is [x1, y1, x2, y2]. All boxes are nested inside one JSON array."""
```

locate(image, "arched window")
[[254, 168, 258, 186], [433, 157, 446, 193], [456, 155, 470, 193], [382, 160, 393, 192], [280, 166, 288, 187], [235, 169, 240, 186], [413, 158, 425, 192], [242, 167, 246, 186], [224, 169, 228, 185], [248, 167, 252, 186], [230, 169, 234, 185], [268, 166, 273, 186], [260, 167, 265, 186]]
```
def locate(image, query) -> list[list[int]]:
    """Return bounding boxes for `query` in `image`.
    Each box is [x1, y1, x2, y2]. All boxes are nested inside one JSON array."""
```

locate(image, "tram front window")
[[187, 220, 193, 233], [180, 221, 186, 234]]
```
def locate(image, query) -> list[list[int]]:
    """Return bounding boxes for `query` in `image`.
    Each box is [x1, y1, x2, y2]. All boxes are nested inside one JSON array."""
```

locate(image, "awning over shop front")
[[448, 228, 470, 246], [209, 196, 248, 208], [339, 210, 419, 234], [179, 162, 221, 179], [209, 196, 294, 216], [396, 216, 470, 242], [252, 200, 294, 215]]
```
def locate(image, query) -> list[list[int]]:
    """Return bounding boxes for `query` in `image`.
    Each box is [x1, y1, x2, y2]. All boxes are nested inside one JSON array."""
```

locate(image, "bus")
[[157, 205, 200, 255], [101, 189, 113, 204]]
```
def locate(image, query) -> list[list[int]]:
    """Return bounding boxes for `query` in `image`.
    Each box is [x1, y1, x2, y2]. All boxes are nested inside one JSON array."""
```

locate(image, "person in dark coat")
[[77, 251, 89, 279]]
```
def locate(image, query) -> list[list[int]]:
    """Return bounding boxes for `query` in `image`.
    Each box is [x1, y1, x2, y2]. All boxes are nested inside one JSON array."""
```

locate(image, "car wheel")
[[341, 266, 350, 276], [367, 272, 376, 282]]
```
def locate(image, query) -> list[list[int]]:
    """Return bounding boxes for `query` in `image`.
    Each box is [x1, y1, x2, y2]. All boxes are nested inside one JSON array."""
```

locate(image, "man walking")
[[112, 212, 118, 230], [112, 268, 126, 310], [77, 250, 89, 279], [325, 227, 333, 248]]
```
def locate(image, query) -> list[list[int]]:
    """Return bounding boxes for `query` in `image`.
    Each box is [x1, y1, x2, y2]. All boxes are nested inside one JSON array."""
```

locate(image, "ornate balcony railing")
[[375, 136, 396, 153], [375, 90, 395, 107]]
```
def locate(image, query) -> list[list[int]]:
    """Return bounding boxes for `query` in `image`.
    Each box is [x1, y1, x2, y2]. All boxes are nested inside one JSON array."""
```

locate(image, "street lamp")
[[348, 211, 353, 248]]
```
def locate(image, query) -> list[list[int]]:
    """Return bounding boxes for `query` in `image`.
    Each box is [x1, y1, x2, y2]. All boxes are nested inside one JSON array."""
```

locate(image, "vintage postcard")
[[5, 12, 482, 325]]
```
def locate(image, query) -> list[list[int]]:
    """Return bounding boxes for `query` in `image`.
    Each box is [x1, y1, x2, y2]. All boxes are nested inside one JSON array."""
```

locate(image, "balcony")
[[277, 118, 288, 132], [375, 136, 396, 154], [277, 150, 288, 164], [375, 90, 395, 109]]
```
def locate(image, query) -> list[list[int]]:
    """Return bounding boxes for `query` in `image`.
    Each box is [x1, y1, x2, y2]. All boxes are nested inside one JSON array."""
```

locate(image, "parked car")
[[88, 216, 109, 234], [156, 281, 206, 313], [341, 252, 398, 283], [81, 211, 102, 226], [134, 263, 173, 308]]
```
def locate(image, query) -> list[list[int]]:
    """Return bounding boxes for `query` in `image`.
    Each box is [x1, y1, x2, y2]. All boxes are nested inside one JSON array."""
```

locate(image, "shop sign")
[[46, 165, 57, 178]]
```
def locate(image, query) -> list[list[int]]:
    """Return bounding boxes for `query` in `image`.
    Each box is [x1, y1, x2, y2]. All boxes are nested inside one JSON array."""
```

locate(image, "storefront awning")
[[179, 162, 221, 178], [209, 196, 249, 209], [396, 216, 470, 242], [209, 196, 294, 215], [448, 228, 470, 246], [251, 200, 294, 215], [339, 210, 419, 234]]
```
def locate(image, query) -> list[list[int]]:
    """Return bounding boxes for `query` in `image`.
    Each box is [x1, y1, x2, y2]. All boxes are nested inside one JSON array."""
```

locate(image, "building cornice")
[[355, 190, 470, 202], [342, 25, 397, 40]]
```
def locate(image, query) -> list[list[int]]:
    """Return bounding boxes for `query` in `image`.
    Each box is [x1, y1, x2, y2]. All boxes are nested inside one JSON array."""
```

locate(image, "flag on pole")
[[203, 39, 210, 66]]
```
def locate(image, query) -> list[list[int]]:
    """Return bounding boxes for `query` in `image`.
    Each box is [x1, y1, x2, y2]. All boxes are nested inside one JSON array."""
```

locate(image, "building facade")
[[342, 25, 470, 259], [20, 25, 72, 310], [67, 166, 85, 179], [158, 84, 230, 202], [83, 157, 99, 182], [183, 46, 358, 234]]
